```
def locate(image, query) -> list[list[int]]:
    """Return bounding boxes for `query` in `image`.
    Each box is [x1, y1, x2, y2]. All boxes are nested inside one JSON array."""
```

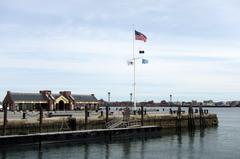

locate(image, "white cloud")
[[1, 0, 240, 101]]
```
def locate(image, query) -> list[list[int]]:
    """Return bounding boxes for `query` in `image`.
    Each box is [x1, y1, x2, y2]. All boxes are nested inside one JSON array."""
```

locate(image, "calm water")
[[1, 108, 240, 159]]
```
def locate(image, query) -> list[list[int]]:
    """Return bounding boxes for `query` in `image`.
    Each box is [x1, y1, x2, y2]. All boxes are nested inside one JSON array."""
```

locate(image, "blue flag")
[[142, 59, 148, 64]]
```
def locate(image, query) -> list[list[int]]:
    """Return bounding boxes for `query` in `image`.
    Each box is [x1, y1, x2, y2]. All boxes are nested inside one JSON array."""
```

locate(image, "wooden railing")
[[106, 118, 141, 129], [105, 118, 121, 129]]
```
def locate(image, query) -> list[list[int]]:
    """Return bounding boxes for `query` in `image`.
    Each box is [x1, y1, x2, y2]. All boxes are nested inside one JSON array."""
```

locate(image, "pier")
[[0, 107, 218, 146], [0, 126, 161, 146]]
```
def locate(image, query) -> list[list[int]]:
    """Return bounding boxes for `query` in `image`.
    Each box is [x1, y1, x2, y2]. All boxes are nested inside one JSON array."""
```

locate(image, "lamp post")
[[170, 94, 172, 107], [108, 92, 110, 102], [106, 92, 110, 123], [130, 93, 133, 102]]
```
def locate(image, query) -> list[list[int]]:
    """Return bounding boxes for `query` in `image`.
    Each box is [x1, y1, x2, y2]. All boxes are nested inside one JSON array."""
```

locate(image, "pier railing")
[[106, 118, 141, 129], [105, 118, 121, 129]]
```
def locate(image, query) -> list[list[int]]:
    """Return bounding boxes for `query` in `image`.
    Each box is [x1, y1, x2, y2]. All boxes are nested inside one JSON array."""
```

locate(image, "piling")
[[106, 105, 109, 123], [3, 104, 8, 136], [39, 107, 43, 133], [170, 108, 173, 114], [141, 106, 144, 126], [39, 106, 43, 152], [199, 105, 206, 128], [85, 105, 88, 130], [188, 105, 195, 129], [22, 111, 26, 119], [176, 105, 181, 129]]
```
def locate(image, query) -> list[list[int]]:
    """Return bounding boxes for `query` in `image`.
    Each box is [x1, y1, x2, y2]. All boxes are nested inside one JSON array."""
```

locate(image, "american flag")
[[135, 30, 147, 42]]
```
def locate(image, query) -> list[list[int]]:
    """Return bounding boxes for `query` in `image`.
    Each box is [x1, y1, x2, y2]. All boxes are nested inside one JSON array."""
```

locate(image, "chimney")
[[60, 91, 71, 97], [40, 90, 52, 96]]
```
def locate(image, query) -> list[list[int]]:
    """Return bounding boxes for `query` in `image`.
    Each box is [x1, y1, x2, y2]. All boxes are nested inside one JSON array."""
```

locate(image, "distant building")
[[2, 90, 99, 111], [160, 100, 169, 107], [228, 101, 239, 107], [203, 100, 215, 106], [215, 101, 226, 107], [173, 101, 182, 106], [182, 102, 191, 106], [191, 100, 198, 106]]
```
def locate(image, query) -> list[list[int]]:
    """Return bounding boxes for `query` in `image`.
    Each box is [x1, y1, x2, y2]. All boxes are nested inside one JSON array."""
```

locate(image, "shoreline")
[[105, 106, 240, 108]]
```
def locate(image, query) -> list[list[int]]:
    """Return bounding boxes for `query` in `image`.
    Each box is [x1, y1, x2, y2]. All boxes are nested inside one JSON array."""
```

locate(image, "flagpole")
[[133, 24, 136, 111]]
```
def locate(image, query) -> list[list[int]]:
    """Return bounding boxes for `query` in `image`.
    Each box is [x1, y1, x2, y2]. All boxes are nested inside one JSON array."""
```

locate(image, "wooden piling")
[[3, 104, 8, 136], [141, 106, 144, 126], [39, 105, 43, 152], [176, 105, 181, 129], [85, 105, 88, 130], [199, 105, 206, 128], [106, 105, 109, 123], [39, 106, 43, 133], [188, 105, 195, 129]]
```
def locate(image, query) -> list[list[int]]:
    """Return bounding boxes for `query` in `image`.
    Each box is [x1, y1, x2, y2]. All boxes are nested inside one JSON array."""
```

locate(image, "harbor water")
[[0, 108, 240, 159]]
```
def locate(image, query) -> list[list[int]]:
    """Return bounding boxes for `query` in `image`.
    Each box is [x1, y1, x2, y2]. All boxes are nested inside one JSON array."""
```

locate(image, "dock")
[[0, 105, 218, 147], [0, 126, 161, 146]]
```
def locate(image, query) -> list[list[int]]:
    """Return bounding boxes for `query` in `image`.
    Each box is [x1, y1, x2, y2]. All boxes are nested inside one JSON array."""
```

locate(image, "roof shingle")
[[72, 95, 98, 102], [10, 92, 46, 102]]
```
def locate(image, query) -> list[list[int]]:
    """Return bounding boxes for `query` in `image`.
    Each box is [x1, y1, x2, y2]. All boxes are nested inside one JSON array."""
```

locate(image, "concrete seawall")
[[0, 113, 218, 146], [143, 114, 218, 128], [0, 113, 218, 136]]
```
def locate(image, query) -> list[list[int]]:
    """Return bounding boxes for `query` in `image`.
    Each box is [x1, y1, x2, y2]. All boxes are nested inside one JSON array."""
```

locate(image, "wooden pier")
[[0, 105, 218, 147], [0, 126, 161, 146]]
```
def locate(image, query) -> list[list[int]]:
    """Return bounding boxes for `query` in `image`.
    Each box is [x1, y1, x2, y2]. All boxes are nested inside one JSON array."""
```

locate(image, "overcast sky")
[[1, 0, 240, 102]]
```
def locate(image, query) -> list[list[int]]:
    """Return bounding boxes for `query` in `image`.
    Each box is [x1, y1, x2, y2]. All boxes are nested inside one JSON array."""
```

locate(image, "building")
[[2, 90, 99, 111], [191, 100, 198, 106], [203, 100, 215, 106]]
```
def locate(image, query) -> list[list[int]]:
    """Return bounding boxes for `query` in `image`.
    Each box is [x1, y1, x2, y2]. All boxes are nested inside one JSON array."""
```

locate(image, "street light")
[[130, 93, 133, 102], [108, 92, 111, 102], [170, 94, 172, 107]]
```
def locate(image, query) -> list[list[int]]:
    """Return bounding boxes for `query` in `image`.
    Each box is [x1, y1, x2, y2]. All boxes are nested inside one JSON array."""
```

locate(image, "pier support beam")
[[188, 105, 195, 129], [105, 105, 109, 123], [176, 104, 182, 129], [39, 106, 43, 133], [199, 105, 206, 128], [2, 104, 8, 136], [85, 105, 88, 130], [141, 106, 144, 126], [39, 105, 43, 152]]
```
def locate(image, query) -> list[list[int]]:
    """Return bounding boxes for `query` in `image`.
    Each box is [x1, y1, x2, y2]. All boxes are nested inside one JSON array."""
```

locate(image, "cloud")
[[1, 0, 240, 101]]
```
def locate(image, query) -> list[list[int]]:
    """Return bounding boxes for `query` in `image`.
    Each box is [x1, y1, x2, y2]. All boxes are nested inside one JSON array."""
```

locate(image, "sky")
[[1, 0, 240, 102]]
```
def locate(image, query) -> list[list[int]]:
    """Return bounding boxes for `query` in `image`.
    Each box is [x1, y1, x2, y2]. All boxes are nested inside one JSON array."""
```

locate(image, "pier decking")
[[0, 126, 161, 146]]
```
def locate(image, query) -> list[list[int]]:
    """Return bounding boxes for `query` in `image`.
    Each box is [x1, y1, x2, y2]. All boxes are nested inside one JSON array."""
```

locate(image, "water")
[[1, 108, 240, 159]]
